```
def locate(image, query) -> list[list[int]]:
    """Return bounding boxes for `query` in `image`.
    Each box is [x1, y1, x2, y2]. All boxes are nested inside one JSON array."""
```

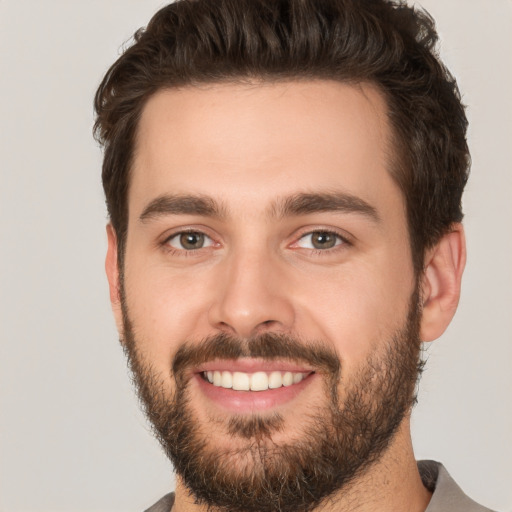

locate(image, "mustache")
[[172, 331, 341, 378]]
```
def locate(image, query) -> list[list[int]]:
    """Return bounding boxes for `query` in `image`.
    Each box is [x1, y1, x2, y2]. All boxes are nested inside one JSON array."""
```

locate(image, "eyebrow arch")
[[139, 194, 226, 222], [139, 191, 379, 224], [270, 192, 380, 222]]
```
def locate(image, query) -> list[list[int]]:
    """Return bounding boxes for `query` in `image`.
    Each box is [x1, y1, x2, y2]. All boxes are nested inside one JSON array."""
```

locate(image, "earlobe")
[[105, 224, 124, 337], [420, 224, 466, 342]]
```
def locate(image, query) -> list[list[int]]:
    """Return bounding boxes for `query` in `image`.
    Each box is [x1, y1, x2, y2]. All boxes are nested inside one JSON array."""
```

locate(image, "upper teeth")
[[205, 370, 308, 391]]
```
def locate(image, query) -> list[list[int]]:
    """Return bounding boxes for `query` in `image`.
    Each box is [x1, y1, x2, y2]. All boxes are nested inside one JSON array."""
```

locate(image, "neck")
[[172, 417, 431, 512], [314, 418, 432, 512]]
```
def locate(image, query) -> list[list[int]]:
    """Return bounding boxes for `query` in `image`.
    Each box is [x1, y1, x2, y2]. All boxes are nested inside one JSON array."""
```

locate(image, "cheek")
[[122, 256, 213, 365], [293, 259, 414, 368]]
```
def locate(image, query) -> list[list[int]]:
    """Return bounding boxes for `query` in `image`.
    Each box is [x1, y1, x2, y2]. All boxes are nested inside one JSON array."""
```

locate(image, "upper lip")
[[195, 358, 315, 374]]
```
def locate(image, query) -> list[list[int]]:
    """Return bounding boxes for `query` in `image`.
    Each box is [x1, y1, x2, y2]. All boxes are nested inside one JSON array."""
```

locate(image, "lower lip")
[[194, 373, 317, 413]]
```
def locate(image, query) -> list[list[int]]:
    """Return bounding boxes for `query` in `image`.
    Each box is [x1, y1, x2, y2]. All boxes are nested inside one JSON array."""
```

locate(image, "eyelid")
[[167, 231, 214, 250], [293, 226, 351, 242], [160, 226, 220, 252], [158, 225, 352, 255], [289, 227, 353, 252], [297, 232, 343, 248]]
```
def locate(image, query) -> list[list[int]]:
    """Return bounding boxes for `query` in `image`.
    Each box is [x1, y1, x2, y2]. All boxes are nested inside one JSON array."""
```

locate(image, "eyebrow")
[[270, 192, 380, 222], [139, 191, 379, 223], [139, 194, 226, 222]]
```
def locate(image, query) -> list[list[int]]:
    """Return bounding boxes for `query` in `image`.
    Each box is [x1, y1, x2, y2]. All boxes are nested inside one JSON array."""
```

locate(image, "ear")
[[105, 224, 124, 337], [420, 224, 466, 342]]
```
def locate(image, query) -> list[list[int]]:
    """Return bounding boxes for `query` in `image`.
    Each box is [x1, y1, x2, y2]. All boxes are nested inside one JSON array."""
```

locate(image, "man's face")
[[114, 81, 421, 510]]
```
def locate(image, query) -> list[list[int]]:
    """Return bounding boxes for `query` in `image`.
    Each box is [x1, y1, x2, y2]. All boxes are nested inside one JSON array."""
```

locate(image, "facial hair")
[[121, 289, 423, 512]]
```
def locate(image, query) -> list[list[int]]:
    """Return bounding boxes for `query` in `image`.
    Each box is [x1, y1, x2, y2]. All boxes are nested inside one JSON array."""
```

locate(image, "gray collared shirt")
[[144, 460, 495, 512], [419, 460, 495, 512]]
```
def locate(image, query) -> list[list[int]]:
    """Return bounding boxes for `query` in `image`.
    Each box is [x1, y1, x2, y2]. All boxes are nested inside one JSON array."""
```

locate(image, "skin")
[[106, 80, 466, 512]]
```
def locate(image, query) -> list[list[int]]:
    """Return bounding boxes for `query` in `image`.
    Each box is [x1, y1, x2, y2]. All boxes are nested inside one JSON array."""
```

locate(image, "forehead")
[[131, 80, 400, 219]]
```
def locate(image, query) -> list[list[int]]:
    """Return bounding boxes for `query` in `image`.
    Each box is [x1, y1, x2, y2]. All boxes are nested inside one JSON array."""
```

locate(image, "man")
[[93, 0, 495, 511]]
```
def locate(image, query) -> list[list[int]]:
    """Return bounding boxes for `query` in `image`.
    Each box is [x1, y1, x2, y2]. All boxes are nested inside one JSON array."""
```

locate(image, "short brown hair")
[[94, 0, 469, 272]]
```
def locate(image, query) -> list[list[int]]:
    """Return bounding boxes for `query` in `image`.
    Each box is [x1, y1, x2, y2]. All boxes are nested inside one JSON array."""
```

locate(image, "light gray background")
[[1, 1, 511, 511]]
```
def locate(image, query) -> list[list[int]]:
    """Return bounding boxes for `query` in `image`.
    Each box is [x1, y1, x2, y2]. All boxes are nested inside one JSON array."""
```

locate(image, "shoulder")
[[144, 492, 175, 512], [419, 460, 496, 512]]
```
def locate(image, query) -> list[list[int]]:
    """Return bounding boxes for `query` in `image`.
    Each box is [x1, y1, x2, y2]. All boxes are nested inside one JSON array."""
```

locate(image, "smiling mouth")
[[202, 370, 314, 391], [193, 359, 318, 412]]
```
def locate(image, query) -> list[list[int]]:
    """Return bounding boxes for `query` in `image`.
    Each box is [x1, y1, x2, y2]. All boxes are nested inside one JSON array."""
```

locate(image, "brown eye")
[[180, 232, 204, 249], [167, 231, 213, 250], [296, 231, 344, 250], [311, 232, 337, 249]]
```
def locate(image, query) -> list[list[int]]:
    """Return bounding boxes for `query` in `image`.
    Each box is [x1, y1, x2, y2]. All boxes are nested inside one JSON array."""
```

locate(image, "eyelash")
[[161, 229, 216, 257], [292, 229, 351, 255], [161, 228, 351, 257]]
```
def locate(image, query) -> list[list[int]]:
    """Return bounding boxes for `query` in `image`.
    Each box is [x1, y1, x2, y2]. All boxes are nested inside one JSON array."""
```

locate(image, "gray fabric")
[[144, 460, 495, 511], [420, 460, 495, 512], [144, 492, 175, 512]]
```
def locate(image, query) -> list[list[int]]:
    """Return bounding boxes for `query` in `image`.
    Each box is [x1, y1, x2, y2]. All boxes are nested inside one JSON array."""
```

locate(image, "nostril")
[[252, 319, 282, 336]]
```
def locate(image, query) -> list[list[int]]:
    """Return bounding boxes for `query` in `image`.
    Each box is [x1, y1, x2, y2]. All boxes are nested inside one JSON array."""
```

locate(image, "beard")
[[121, 288, 423, 512]]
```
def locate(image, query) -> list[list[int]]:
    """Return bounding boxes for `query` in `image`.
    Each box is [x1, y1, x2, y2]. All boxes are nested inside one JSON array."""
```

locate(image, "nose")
[[208, 247, 295, 339]]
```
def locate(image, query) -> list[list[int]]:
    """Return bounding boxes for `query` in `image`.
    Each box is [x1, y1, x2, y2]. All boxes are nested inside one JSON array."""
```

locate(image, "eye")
[[166, 231, 214, 251], [296, 231, 345, 250]]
